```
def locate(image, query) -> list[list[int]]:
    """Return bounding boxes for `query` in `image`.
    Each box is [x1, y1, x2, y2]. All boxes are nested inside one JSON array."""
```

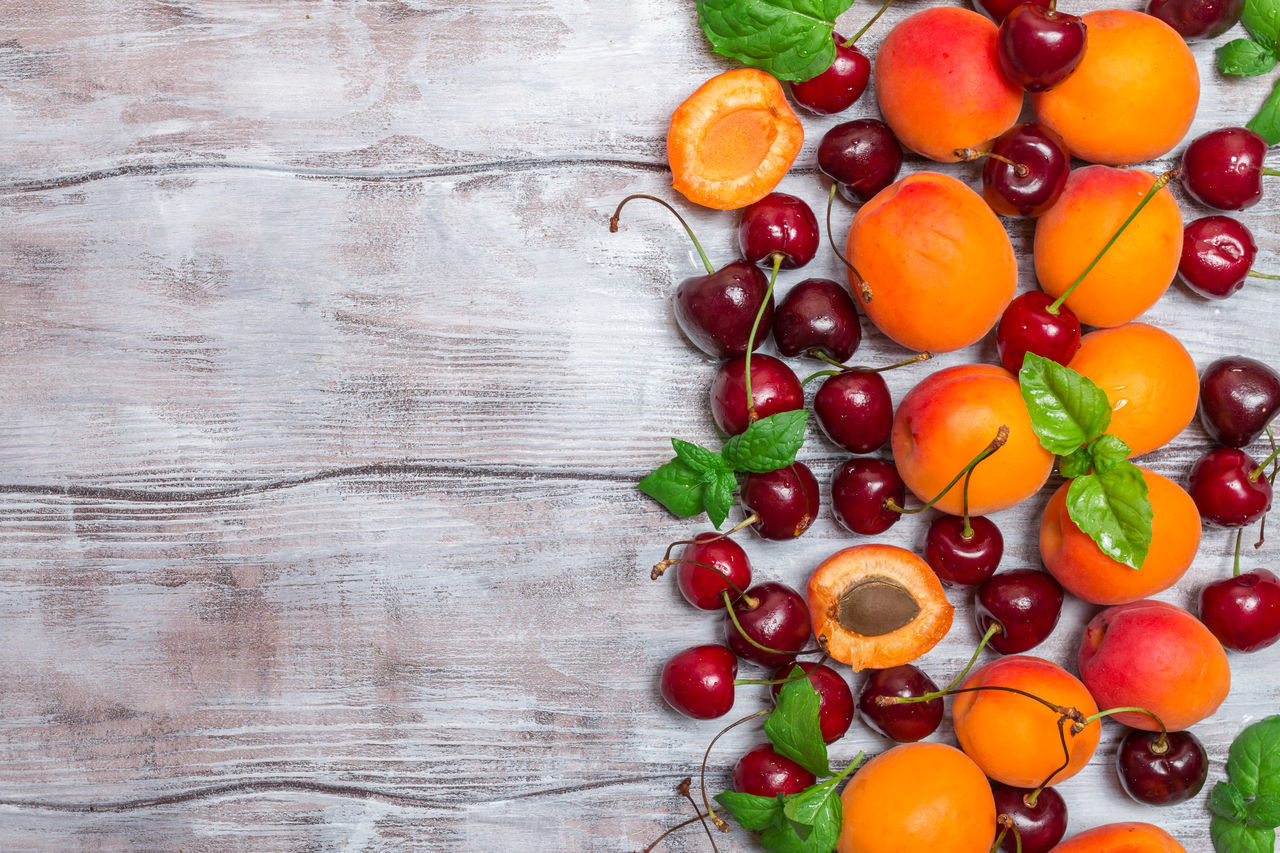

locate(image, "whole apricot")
[[875, 8, 1023, 162], [1067, 324, 1199, 457], [1040, 469, 1201, 605], [1078, 600, 1230, 732], [1034, 167, 1183, 328], [1049, 822, 1188, 853], [1031, 9, 1198, 165], [952, 655, 1100, 788], [838, 742, 995, 853], [892, 365, 1054, 516]]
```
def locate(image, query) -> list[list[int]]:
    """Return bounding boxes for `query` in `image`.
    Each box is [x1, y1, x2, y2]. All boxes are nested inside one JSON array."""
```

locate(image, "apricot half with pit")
[[808, 545, 953, 671]]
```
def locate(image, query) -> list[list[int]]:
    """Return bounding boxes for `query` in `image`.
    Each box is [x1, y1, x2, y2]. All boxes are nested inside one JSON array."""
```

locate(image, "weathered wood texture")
[[1, 0, 1278, 850]]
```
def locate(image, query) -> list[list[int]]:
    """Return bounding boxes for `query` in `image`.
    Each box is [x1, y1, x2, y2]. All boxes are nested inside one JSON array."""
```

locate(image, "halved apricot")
[[807, 545, 953, 671], [667, 69, 804, 210]]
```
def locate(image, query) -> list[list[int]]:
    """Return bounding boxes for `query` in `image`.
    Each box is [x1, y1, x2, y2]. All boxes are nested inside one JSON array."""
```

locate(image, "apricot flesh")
[[1049, 822, 1188, 853]]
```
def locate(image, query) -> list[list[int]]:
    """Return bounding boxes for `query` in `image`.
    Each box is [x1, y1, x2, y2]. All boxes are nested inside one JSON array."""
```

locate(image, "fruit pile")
[[613, 0, 1280, 850]]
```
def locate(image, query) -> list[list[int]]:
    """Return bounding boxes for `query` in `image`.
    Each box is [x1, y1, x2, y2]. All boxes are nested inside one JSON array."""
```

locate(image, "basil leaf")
[[1212, 815, 1276, 853], [1247, 794, 1280, 830], [1247, 78, 1280, 145], [1212, 781, 1250, 822], [1243, 0, 1280, 51], [1060, 448, 1092, 479], [697, 0, 855, 83], [638, 458, 708, 518], [1219, 38, 1280, 75], [764, 665, 830, 777], [715, 790, 787, 831], [705, 469, 737, 529], [721, 410, 810, 473], [1230, 716, 1280, 799], [1019, 352, 1112, 456], [1066, 463, 1152, 569], [1088, 434, 1132, 475], [673, 438, 730, 476], [759, 807, 841, 853]]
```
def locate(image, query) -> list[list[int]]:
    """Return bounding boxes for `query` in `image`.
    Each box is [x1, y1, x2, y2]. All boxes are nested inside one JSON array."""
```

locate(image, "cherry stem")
[[846, 0, 893, 44], [800, 369, 842, 386], [885, 425, 1009, 515], [743, 254, 782, 423], [826, 184, 873, 303], [816, 350, 933, 374], [1248, 270, 1280, 281], [733, 654, 833, 687], [701, 709, 770, 832], [722, 590, 825, 658], [990, 814, 1021, 853], [609, 194, 714, 276], [654, 517, 760, 580], [678, 777, 721, 853], [1262, 167, 1280, 177], [1234, 528, 1244, 578], [640, 813, 713, 853], [653, 557, 751, 601], [1046, 169, 1179, 316], [940, 622, 1002, 694], [1076, 706, 1168, 751], [1248, 443, 1280, 482], [1258, 427, 1277, 549], [954, 148, 1030, 178]]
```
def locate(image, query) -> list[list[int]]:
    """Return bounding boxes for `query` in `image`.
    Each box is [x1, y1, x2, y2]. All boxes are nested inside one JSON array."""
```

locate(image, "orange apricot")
[[892, 364, 1054, 516], [1067, 324, 1199, 457], [875, 8, 1023, 162], [838, 742, 995, 853], [1041, 469, 1201, 605], [1049, 822, 1188, 853], [1031, 9, 1199, 165], [666, 68, 803, 211], [845, 172, 1016, 352], [1034, 167, 1183, 328], [807, 545, 952, 671], [952, 655, 1100, 788]]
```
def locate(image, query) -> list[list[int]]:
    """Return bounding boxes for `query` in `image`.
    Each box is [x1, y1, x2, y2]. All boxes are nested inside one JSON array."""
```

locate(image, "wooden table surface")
[[2, 1, 1278, 850]]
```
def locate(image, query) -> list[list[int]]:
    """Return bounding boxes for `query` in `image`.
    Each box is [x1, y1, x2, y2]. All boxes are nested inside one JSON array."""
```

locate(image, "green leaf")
[[696, 0, 855, 83], [715, 790, 787, 831], [1065, 462, 1152, 569], [1018, 352, 1113, 456], [1060, 448, 1092, 479], [1247, 794, 1280, 830], [705, 470, 737, 529], [721, 410, 810, 474], [1218, 38, 1279, 75], [764, 666, 830, 777], [1211, 781, 1250, 822], [1243, 0, 1280, 51], [1229, 716, 1280, 799], [1247, 78, 1280, 145], [759, 808, 842, 853], [1212, 815, 1276, 853], [638, 458, 707, 518], [672, 438, 730, 476], [1088, 434, 1132, 475], [782, 755, 860, 825]]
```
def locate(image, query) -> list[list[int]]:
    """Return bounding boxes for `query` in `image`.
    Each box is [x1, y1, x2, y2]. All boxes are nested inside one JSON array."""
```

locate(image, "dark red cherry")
[[732, 744, 816, 797], [997, 4, 1087, 93], [995, 291, 1083, 373], [975, 569, 1065, 654], [1178, 215, 1258, 300], [990, 784, 1068, 853], [724, 582, 813, 667], [1182, 127, 1274, 211], [660, 644, 738, 719], [1116, 729, 1209, 806], [817, 119, 904, 204], [774, 278, 862, 362], [710, 353, 804, 436], [1187, 447, 1275, 527], [1199, 356, 1280, 448], [857, 665, 943, 743], [814, 371, 893, 454], [771, 662, 855, 743], [790, 34, 871, 115], [675, 533, 753, 611], [674, 260, 774, 358], [974, 0, 1050, 24], [1147, 0, 1244, 38], [979, 123, 1070, 218], [739, 192, 820, 269], [1200, 568, 1280, 652], [831, 457, 906, 535], [925, 515, 1003, 586], [741, 462, 820, 540]]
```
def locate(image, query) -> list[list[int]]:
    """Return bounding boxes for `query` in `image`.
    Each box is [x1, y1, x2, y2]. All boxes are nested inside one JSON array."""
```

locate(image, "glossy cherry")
[[1201, 569, 1280, 652], [997, 4, 1087, 93], [790, 34, 871, 115], [991, 783, 1068, 853], [771, 662, 855, 743], [724, 581, 813, 667], [710, 353, 804, 436], [660, 644, 738, 719], [732, 744, 816, 796], [1182, 127, 1276, 211], [1188, 446, 1277, 527], [857, 665, 944, 742], [925, 515, 1003, 586], [1178, 215, 1260, 299], [975, 0, 1050, 24], [995, 291, 1083, 373], [975, 569, 1065, 654], [674, 533, 752, 611], [739, 193, 820, 269], [1199, 356, 1280, 448], [973, 123, 1070, 218], [831, 457, 906, 535], [814, 372, 892, 454], [741, 462, 820, 540], [1147, 0, 1244, 38], [773, 278, 862, 362], [1116, 729, 1209, 806], [817, 119, 904, 204]]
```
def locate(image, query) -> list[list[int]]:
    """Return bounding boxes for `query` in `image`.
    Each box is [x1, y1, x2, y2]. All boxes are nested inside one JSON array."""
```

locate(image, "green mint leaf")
[[1229, 716, 1280, 799], [1247, 78, 1280, 145], [1247, 794, 1280, 830], [759, 807, 841, 853], [1065, 462, 1152, 569], [721, 410, 810, 474], [1243, 0, 1280, 51], [715, 790, 787, 831], [1088, 434, 1132, 475], [1019, 352, 1112, 456], [705, 470, 737, 529], [696, 0, 855, 83], [672, 438, 730, 476], [638, 458, 707, 518], [1219, 38, 1279, 75], [782, 755, 860, 826], [764, 665, 830, 777], [1212, 815, 1276, 853], [1060, 448, 1092, 479], [1211, 781, 1250, 822]]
